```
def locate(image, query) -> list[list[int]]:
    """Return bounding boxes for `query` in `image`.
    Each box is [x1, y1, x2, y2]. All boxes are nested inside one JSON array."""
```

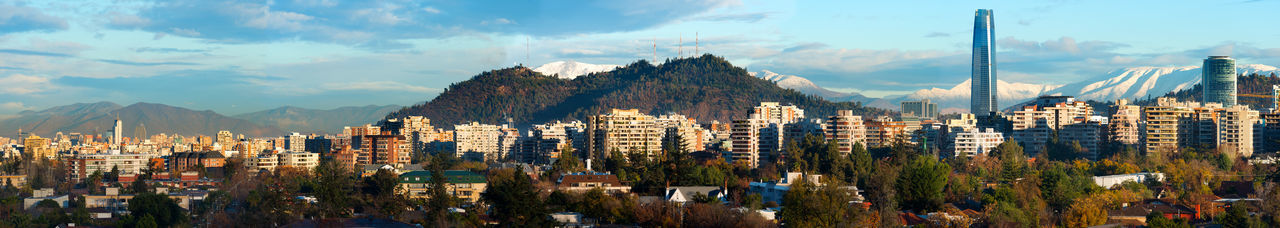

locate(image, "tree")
[[849, 143, 873, 186], [425, 153, 456, 225], [1147, 211, 1191, 228], [897, 156, 950, 212], [483, 169, 554, 227], [127, 192, 187, 227], [313, 160, 354, 218], [1062, 195, 1107, 227], [779, 177, 862, 227], [1218, 201, 1263, 228]]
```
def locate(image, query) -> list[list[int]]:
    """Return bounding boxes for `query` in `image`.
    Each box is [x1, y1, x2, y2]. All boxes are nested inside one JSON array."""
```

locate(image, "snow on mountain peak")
[[1044, 64, 1280, 102], [532, 60, 620, 79]]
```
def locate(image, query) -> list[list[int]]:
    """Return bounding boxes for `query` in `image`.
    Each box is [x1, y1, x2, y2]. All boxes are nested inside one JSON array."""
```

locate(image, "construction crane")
[[1236, 85, 1280, 111]]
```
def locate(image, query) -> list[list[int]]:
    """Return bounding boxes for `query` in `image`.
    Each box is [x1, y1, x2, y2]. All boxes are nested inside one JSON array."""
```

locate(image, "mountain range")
[[531, 60, 1280, 114], [386, 55, 895, 129], [0, 102, 285, 138], [1, 102, 402, 138], [233, 105, 402, 134]]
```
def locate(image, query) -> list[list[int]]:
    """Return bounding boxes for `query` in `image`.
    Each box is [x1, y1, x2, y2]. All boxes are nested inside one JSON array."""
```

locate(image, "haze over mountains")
[[533, 60, 1280, 114], [0, 102, 401, 138]]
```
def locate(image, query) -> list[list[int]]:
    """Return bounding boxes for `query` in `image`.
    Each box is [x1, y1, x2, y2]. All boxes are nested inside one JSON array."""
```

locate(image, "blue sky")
[[1, 0, 1278, 116]]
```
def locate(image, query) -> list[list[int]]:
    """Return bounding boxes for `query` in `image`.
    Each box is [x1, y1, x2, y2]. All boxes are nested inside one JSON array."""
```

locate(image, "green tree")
[[1218, 201, 1264, 228], [779, 177, 861, 227], [127, 192, 187, 227], [897, 156, 951, 212], [313, 160, 355, 218], [483, 169, 555, 227]]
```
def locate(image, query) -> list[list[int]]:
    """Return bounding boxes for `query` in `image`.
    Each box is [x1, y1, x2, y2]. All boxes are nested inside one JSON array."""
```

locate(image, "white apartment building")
[[952, 128, 1004, 157], [588, 109, 663, 161], [454, 122, 504, 162], [278, 152, 320, 170], [288, 132, 306, 153], [656, 114, 709, 152]]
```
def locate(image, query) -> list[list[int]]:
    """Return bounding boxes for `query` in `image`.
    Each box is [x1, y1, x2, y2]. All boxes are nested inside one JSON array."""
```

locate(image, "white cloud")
[[423, 7, 442, 14], [0, 102, 30, 111], [0, 74, 51, 94]]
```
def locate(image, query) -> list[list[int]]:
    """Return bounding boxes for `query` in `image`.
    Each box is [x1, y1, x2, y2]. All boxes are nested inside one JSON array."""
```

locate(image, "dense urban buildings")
[[971, 9, 997, 117]]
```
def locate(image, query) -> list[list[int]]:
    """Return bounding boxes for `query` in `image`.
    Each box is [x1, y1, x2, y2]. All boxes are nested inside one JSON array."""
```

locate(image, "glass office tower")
[[1202, 56, 1237, 107], [971, 9, 997, 116]]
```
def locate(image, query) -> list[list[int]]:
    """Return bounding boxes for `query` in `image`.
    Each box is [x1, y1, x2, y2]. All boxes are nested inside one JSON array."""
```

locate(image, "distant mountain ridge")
[[1045, 64, 1280, 102], [751, 70, 875, 103], [866, 79, 1062, 113], [0, 102, 286, 138], [387, 55, 896, 129], [234, 105, 402, 134]]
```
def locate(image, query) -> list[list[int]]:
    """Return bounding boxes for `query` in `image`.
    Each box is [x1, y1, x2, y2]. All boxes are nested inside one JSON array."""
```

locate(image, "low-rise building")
[[557, 172, 631, 194], [398, 170, 488, 203]]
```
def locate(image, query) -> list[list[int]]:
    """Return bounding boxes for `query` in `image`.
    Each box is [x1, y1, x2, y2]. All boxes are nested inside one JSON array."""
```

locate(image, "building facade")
[[971, 9, 997, 116], [588, 109, 663, 161], [824, 110, 866, 156], [1202, 56, 1237, 107]]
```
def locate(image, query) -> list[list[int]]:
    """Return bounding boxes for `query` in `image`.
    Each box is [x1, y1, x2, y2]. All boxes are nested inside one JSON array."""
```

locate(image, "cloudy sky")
[[1, 0, 1278, 116]]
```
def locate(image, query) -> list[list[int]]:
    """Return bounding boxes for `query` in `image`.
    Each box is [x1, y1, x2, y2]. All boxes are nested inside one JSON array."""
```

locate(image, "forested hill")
[[1137, 73, 1280, 107], [386, 54, 896, 129]]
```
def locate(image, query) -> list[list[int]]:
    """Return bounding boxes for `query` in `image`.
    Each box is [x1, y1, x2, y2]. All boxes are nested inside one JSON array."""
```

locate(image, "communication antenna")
[[525, 36, 530, 66], [652, 37, 657, 63], [678, 33, 683, 57], [695, 32, 699, 56]]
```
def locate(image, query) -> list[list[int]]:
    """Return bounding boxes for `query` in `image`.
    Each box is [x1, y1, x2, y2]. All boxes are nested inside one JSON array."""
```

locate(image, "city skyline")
[[2, 1, 1280, 116]]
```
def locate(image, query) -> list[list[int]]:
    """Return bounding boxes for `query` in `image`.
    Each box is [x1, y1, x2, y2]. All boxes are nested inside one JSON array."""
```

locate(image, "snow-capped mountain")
[[868, 79, 1062, 113], [1043, 64, 1280, 102], [532, 60, 621, 79], [751, 70, 873, 103]]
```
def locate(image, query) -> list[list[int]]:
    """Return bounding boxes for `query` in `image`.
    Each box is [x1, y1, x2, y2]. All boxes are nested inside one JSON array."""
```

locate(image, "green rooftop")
[[399, 170, 486, 184]]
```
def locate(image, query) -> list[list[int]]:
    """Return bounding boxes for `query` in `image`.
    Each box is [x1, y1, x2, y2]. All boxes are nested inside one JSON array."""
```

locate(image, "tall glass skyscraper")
[[971, 9, 997, 116], [1202, 56, 1237, 107]]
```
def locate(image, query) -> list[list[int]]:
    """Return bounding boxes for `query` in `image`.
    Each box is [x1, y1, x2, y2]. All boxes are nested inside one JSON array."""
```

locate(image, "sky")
[[1, 0, 1278, 116]]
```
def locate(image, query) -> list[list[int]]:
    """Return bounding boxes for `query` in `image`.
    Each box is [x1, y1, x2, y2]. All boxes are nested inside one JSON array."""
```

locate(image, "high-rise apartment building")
[[730, 115, 781, 168], [971, 9, 997, 116], [1202, 56, 1237, 107], [1109, 99, 1143, 145], [752, 102, 805, 124], [824, 110, 866, 156], [865, 116, 908, 148], [1008, 96, 1094, 155], [588, 109, 663, 161], [288, 132, 306, 153], [111, 117, 123, 146], [454, 122, 504, 162], [1142, 98, 1257, 157], [656, 114, 709, 152], [901, 99, 939, 119]]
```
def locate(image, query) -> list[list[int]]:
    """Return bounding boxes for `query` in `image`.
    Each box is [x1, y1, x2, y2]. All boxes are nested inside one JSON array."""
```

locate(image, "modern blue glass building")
[[1202, 56, 1237, 107], [971, 9, 997, 116]]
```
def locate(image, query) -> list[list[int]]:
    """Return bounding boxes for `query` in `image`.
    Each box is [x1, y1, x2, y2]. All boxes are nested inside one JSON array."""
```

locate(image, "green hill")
[[386, 54, 896, 128]]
